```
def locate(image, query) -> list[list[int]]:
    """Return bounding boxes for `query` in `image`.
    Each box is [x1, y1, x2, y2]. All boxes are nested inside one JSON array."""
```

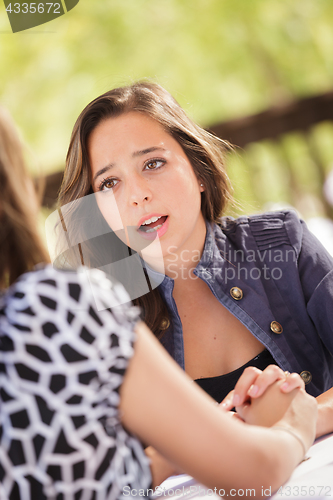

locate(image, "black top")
[[194, 349, 278, 403]]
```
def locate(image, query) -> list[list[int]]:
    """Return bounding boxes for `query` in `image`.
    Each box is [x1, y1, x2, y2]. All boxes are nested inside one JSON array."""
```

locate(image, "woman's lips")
[[137, 215, 169, 240], [139, 215, 168, 232]]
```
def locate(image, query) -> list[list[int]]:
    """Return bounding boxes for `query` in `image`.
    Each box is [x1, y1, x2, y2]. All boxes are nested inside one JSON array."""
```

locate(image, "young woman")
[[0, 107, 318, 498], [57, 81, 333, 439], [59, 82, 333, 436]]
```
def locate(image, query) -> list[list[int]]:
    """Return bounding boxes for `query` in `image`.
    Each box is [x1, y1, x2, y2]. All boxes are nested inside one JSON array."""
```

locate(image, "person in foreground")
[[0, 110, 318, 498], [58, 81, 333, 439]]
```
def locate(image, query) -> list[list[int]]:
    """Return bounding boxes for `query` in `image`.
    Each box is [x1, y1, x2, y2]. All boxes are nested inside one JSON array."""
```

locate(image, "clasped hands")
[[221, 364, 306, 427], [147, 365, 308, 487]]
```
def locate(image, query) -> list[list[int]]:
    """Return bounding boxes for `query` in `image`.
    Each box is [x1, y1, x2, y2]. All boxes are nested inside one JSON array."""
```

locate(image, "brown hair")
[[0, 107, 49, 288], [58, 81, 232, 336]]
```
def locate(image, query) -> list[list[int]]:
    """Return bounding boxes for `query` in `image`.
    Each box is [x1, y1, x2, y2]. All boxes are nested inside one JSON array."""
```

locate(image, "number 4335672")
[[6, 3, 61, 14]]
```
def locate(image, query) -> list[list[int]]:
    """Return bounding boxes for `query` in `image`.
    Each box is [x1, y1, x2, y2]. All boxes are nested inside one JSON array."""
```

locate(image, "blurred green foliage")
[[1, 0, 333, 216]]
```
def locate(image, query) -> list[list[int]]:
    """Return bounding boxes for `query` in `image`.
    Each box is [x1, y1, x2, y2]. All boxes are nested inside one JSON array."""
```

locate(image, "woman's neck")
[[164, 217, 207, 281]]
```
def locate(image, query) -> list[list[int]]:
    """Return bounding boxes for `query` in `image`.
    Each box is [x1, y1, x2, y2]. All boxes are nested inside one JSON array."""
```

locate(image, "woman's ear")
[[199, 182, 205, 192]]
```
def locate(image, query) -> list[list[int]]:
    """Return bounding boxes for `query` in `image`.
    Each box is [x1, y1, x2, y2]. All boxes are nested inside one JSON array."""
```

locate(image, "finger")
[[230, 412, 245, 423], [279, 372, 305, 392], [232, 366, 263, 406], [246, 364, 286, 399], [235, 402, 251, 421], [220, 390, 235, 411]]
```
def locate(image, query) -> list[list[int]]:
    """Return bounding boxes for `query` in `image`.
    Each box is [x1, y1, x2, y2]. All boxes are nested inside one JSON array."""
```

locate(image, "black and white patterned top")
[[0, 265, 152, 499]]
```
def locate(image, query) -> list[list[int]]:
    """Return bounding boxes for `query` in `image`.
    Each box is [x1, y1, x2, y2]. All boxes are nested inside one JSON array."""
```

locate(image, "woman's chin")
[[140, 238, 166, 274]]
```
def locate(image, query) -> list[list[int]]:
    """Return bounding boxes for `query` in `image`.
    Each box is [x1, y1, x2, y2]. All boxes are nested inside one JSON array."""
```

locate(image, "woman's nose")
[[127, 175, 152, 206]]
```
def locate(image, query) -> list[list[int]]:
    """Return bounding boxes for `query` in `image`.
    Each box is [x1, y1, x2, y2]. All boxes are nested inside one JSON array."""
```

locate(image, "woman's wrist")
[[272, 425, 307, 462], [315, 394, 333, 438]]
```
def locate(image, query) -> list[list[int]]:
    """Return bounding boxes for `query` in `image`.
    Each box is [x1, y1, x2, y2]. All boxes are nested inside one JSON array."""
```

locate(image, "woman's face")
[[88, 112, 206, 268]]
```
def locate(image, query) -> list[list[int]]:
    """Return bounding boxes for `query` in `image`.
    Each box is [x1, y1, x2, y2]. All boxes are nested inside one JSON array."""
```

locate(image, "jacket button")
[[160, 318, 170, 330], [230, 287, 243, 300], [270, 321, 283, 334], [300, 371, 312, 385]]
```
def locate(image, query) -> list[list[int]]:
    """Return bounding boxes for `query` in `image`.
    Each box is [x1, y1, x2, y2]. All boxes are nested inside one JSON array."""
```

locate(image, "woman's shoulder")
[[3, 264, 140, 328], [216, 209, 304, 255], [1, 265, 139, 380], [218, 209, 301, 229]]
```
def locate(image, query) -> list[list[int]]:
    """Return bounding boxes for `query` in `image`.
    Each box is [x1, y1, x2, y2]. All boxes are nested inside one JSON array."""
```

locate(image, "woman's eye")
[[99, 178, 118, 191], [144, 159, 165, 170]]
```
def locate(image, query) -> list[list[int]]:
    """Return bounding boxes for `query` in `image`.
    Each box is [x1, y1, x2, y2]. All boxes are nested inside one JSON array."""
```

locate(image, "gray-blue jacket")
[[154, 210, 333, 397]]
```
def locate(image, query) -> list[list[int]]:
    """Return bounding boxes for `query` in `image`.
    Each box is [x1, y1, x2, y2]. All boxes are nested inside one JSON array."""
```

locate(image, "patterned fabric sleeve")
[[0, 265, 152, 500]]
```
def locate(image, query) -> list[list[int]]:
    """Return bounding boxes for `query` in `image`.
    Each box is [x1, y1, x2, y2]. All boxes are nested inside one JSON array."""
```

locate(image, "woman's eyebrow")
[[93, 147, 166, 183], [93, 164, 113, 183], [132, 146, 166, 157]]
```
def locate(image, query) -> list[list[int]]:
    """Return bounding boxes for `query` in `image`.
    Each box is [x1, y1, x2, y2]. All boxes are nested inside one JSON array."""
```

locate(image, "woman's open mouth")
[[139, 215, 168, 233], [137, 215, 169, 239]]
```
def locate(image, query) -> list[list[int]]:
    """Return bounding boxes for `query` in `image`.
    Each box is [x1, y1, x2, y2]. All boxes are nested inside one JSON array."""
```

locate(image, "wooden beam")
[[209, 91, 333, 148]]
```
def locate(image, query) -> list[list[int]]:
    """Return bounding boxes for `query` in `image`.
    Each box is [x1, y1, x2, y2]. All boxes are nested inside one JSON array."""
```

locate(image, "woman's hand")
[[315, 388, 333, 438], [274, 386, 318, 458], [235, 378, 301, 427], [222, 365, 304, 409], [221, 365, 306, 427]]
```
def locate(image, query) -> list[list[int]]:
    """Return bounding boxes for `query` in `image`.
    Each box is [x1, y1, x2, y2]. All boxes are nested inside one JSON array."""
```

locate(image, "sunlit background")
[[1, 0, 333, 249]]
